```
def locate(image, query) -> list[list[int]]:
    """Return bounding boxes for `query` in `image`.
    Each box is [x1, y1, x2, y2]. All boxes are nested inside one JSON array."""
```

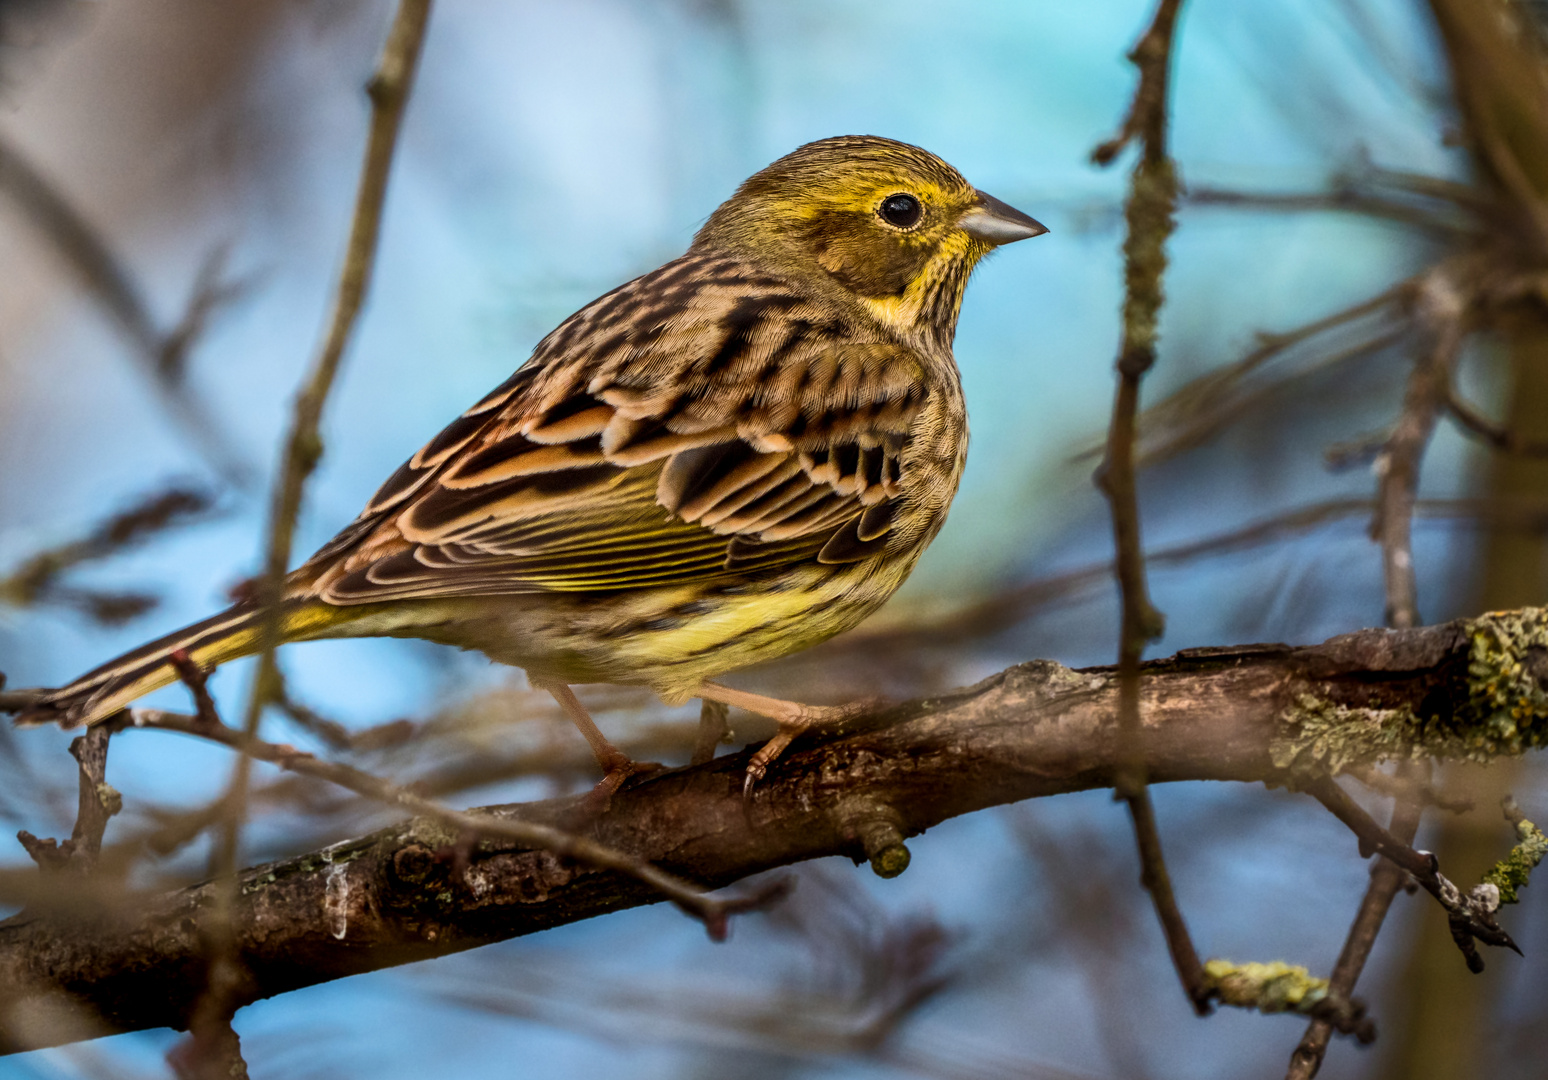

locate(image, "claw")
[[698, 683, 889, 797]]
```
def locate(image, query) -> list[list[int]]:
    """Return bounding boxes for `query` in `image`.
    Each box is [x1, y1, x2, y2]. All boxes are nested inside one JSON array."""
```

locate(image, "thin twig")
[[128, 704, 783, 938], [1107, 284, 1411, 469], [1091, 0, 1208, 1012], [223, 0, 432, 902], [0, 136, 250, 481], [834, 494, 1548, 657], [1306, 775, 1519, 969], [1186, 185, 1472, 236], [1371, 266, 1469, 628], [185, 0, 434, 1048], [1445, 382, 1548, 456], [0, 486, 214, 625], [1287, 766, 1425, 1079]]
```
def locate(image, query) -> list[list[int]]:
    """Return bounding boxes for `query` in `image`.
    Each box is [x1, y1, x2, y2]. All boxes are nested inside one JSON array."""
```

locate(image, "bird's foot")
[[740, 695, 885, 797], [577, 749, 665, 817]]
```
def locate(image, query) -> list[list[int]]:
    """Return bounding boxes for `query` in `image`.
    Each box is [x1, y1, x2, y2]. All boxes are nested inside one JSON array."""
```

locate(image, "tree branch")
[[6, 606, 1547, 1053]]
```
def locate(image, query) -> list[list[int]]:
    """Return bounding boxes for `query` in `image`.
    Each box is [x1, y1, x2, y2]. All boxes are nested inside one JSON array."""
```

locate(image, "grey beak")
[[960, 189, 1048, 245]]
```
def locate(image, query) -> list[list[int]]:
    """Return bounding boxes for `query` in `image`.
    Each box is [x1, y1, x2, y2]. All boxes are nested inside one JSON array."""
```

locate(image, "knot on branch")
[[832, 796, 911, 878]]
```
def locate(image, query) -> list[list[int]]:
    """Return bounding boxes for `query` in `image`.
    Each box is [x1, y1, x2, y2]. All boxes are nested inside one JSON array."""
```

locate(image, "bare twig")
[[1445, 382, 1548, 456], [125, 704, 785, 937], [224, 0, 433, 908], [1186, 184, 1471, 236], [0, 486, 214, 625], [1370, 267, 1469, 628], [836, 494, 1548, 658], [1091, 0, 1208, 1011], [1305, 775, 1519, 970], [1287, 767, 1424, 1079], [1090, 0, 1187, 167], [13, 721, 124, 880], [1107, 285, 1410, 469], [0, 136, 250, 480]]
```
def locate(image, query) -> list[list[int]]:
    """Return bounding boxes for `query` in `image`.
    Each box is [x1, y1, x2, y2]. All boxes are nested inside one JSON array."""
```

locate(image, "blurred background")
[[0, 0, 1544, 1077]]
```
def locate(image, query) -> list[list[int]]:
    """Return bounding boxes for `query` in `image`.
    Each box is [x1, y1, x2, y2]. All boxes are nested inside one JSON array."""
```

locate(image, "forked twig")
[[1287, 766, 1424, 1079], [1306, 775, 1520, 970]]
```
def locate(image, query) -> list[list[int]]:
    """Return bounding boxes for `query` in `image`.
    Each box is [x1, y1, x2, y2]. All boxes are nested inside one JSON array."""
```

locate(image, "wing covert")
[[295, 252, 931, 605]]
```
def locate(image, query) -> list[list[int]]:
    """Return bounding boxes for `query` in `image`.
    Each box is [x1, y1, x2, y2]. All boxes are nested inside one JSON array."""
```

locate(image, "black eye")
[[878, 193, 923, 228]]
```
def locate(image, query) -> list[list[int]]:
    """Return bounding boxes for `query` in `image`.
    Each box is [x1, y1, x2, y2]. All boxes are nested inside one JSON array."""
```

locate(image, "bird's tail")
[[14, 601, 346, 728]]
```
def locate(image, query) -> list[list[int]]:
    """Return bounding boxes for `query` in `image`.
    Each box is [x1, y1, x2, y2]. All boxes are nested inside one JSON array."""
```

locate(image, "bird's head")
[[694, 135, 1046, 344]]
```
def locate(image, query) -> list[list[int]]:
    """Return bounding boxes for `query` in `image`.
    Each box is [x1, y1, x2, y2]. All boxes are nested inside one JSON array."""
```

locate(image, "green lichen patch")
[[1272, 695, 1423, 774], [1455, 610, 1548, 759], [1202, 959, 1328, 1015], [1275, 609, 1548, 771], [1482, 816, 1548, 905]]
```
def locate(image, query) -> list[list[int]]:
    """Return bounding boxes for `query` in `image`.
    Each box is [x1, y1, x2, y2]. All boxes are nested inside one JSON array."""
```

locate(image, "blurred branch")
[[0, 136, 251, 481], [1371, 266, 1468, 628], [140, 698, 784, 931], [218, 0, 433, 992], [1106, 282, 1412, 469], [7, 607, 1548, 1051], [834, 492, 1548, 664], [1092, 0, 1210, 1013], [0, 486, 214, 625], [1427, 0, 1548, 254], [1287, 769, 1424, 1080], [1445, 380, 1548, 456], [1186, 161, 1487, 238]]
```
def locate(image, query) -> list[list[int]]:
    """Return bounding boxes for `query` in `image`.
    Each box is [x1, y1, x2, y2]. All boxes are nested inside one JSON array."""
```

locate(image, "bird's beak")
[[959, 190, 1048, 245]]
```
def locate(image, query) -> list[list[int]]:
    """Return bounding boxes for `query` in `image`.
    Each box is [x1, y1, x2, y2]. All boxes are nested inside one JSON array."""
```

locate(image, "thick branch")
[[5, 608, 1547, 1053]]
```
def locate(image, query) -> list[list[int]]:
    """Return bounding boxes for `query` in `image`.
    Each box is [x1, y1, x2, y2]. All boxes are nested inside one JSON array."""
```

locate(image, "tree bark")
[[4, 608, 1545, 1054]]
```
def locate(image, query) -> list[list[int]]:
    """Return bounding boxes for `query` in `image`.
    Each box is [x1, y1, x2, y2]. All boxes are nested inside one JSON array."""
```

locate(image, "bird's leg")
[[534, 678, 649, 811], [696, 682, 882, 795]]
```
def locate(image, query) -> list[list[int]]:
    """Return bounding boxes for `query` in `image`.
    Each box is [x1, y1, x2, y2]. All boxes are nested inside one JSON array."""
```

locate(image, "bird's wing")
[[295, 251, 930, 604]]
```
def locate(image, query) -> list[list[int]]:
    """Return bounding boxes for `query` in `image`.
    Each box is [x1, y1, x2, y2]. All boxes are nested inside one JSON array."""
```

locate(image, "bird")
[[16, 135, 1046, 798]]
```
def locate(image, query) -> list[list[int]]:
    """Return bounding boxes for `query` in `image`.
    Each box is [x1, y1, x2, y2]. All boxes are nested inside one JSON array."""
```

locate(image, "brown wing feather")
[[292, 252, 926, 604]]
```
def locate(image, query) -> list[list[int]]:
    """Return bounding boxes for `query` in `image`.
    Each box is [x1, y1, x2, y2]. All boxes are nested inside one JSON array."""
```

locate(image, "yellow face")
[[696, 135, 1043, 338]]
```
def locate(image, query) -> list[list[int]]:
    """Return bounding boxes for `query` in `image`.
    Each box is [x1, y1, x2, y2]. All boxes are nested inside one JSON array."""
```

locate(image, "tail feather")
[[15, 601, 339, 728]]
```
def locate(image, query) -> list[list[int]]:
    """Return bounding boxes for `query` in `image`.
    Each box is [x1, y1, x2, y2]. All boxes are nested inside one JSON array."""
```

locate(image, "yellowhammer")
[[19, 135, 1046, 795]]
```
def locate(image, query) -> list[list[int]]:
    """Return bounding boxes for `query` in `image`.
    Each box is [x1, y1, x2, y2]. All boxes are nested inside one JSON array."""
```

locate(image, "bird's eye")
[[878, 193, 923, 229]]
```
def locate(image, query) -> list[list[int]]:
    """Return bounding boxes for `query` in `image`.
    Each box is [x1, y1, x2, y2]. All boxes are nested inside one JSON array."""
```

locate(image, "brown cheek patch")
[[803, 211, 935, 298]]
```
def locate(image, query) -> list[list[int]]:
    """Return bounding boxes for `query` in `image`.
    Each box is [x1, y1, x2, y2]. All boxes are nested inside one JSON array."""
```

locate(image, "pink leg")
[[534, 678, 649, 811], [696, 682, 881, 795]]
